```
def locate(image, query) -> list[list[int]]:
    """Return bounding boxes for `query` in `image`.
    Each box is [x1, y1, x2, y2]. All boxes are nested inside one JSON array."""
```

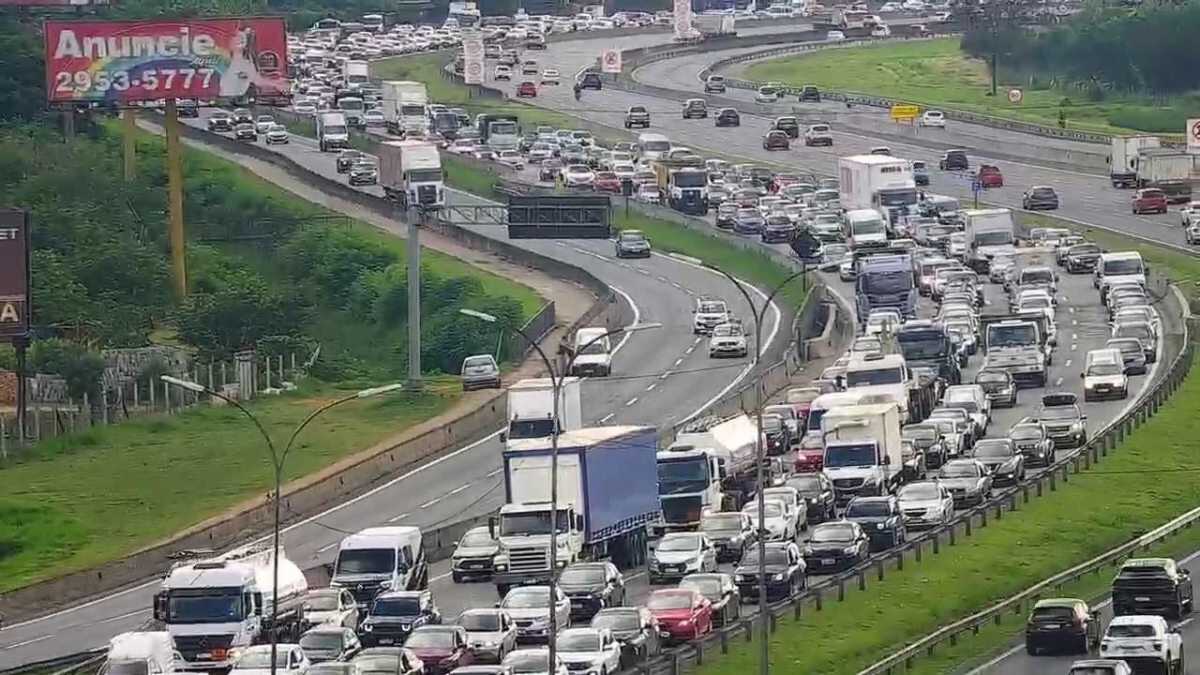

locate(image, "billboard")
[[461, 28, 483, 85], [600, 49, 621, 74], [0, 0, 108, 5], [673, 0, 693, 40], [0, 209, 30, 341], [44, 17, 289, 105]]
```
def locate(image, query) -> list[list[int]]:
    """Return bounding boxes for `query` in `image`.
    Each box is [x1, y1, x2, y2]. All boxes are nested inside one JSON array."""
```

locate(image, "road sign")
[[601, 49, 622, 74], [889, 104, 919, 121], [1187, 118, 1200, 153], [507, 195, 612, 239], [1008, 88, 1023, 104]]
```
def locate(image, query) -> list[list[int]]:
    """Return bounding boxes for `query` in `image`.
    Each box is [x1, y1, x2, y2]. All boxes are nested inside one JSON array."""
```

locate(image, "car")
[[501, 649, 567, 675], [362, 109, 386, 127], [494, 65, 512, 80], [254, 114, 276, 135], [232, 108, 253, 124], [843, 496, 907, 551], [803, 521, 869, 573], [896, 480, 955, 530], [733, 208, 765, 235], [498, 585, 570, 643], [228, 644, 309, 675], [785, 472, 836, 521], [450, 525, 498, 580], [901, 424, 949, 471], [977, 164, 1004, 188], [1009, 422, 1055, 467], [971, 439, 1026, 486], [589, 607, 662, 667], [457, 609, 518, 663], [754, 85, 779, 103], [796, 84, 821, 102], [624, 105, 650, 129], [635, 183, 662, 204], [699, 511, 755, 562], [713, 108, 741, 128], [538, 69, 560, 85], [919, 110, 946, 128], [558, 562, 626, 621], [263, 123, 290, 145], [520, 60, 539, 75], [360, 590, 441, 647], [1186, 222, 1200, 245], [516, 81, 538, 97], [1064, 660, 1132, 675], [1023, 185, 1060, 210], [1035, 392, 1088, 448], [733, 541, 806, 601], [1132, 188, 1168, 214], [302, 588, 360, 632], [974, 369, 1017, 408], [613, 230, 651, 258], [693, 296, 731, 335], [648, 532, 717, 583], [404, 626, 474, 675], [1112, 321, 1158, 363], [682, 99, 708, 119], [708, 321, 749, 358], [1107, 337, 1148, 375], [742, 498, 797, 542], [645, 589, 713, 643], [679, 573, 740, 627], [762, 130, 790, 151], [336, 149, 365, 174], [826, 30, 846, 41], [1100, 616, 1187, 672], [1064, 243, 1102, 273], [1024, 598, 1102, 655], [349, 160, 379, 186], [234, 122, 258, 141], [704, 76, 726, 93], [555, 628, 622, 675], [1112, 557, 1194, 618], [936, 458, 992, 507], [496, 150, 526, 171], [300, 626, 363, 663], [939, 149, 969, 171]]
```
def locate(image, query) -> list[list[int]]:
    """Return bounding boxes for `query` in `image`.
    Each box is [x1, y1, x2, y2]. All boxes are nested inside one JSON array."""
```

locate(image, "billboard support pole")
[[164, 98, 187, 299], [62, 109, 74, 141], [14, 336, 27, 443], [406, 208, 423, 390], [123, 108, 137, 182]]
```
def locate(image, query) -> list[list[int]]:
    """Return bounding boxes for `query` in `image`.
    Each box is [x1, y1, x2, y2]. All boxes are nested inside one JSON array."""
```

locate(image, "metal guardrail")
[[0, 650, 104, 675]]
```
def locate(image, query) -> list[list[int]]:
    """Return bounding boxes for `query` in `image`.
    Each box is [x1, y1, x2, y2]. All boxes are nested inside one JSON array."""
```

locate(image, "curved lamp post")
[[161, 375, 404, 675], [460, 308, 660, 671]]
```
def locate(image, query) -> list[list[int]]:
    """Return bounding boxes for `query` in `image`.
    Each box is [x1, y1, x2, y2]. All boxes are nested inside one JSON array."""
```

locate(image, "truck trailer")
[[378, 140, 445, 209], [1135, 149, 1194, 202], [963, 208, 1016, 273], [1109, 135, 1161, 188], [838, 154, 918, 229], [655, 414, 760, 535], [381, 80, 429, 136]]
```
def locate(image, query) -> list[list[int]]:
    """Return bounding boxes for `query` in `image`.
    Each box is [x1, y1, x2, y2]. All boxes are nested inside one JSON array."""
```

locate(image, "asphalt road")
[[0, 111, 784, 667], [480, 32, 1198, 250]]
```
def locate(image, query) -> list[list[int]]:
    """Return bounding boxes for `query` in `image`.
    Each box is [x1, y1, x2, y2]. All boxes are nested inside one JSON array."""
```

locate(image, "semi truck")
[[980, 313, 1051, 388], [477, 113, 520, 152], [963, 208, 1016, 273], [838, 154, 918, 229], [821, 402, 905, 505], [316, 112, 349, 152], [1135, 149, 1194, 202], [653, 161, 709, 215], [502, 378, 583, 451], [152, 547, 308, 669], [654, 414, 760, 536], [855, 251, 917, 322], [381, 81, 429, 136], [1108, 135, 1161, 188], [378, 140, 445, 209], [491, 426, 661, 595]]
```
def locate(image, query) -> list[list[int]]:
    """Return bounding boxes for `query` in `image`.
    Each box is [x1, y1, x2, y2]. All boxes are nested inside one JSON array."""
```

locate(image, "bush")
[[1107, 107, 1188, 133], [176, 274, 312, 360], [30, 339, 106, 402]]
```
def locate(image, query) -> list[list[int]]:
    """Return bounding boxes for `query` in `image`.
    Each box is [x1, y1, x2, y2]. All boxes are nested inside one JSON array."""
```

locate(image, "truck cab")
[[844, 209, 888, 250], [478, 114, 520, 152], [896, 320, 961, 385], [657, 415, 759, 535], [331, 527, 427, 609], [503, 378, 583, 450], [1096, 252, 1146, 297], [843, 353, 913, 421], [981, 315, 1050, 388], [821, 402, 904, 505], [964, 208, 1016, 274], [855, 253, 918, 322]]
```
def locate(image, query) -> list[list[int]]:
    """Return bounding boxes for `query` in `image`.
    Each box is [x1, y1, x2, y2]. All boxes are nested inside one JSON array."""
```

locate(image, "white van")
[[330, 527, 427, 608], [1095, 251, 1146, 296], [844, 209, 888, 249], [636, 132, 671, 162], [570, 326, 613, 377], [1082, 348, 1128, 401], [101, 632, 181, 675]]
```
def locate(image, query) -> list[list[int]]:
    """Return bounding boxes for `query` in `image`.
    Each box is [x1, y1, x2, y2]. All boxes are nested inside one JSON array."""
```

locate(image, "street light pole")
[[161, 376, 403, 675], [460, 310, 660, 672]]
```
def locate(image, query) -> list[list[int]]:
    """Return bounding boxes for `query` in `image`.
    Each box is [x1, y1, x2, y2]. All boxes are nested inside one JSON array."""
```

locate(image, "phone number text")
[[52, 68, 217, 96]]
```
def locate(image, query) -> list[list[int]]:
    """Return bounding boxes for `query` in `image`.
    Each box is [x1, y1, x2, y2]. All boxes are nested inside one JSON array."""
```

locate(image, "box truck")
[[342, 60, 370, 92], [381, 81, 429, 136], [1136, 149, 1194, 202], [839, 155, 918, 231], [317, 112, 349, 152], [378, 140, 445, 209], [821, 402, 904, 504], [963, 208, 1016, 273], [1109, 135, 1160, 188], [503, 378, 583, 451]]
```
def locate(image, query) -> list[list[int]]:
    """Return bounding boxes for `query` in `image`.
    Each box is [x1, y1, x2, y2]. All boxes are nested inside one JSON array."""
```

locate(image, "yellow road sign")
[[890, 104, 920, 121]]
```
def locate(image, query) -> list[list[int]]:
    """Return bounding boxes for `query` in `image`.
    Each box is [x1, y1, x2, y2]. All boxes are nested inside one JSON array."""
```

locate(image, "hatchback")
[[1132, 188, 1167, 214]]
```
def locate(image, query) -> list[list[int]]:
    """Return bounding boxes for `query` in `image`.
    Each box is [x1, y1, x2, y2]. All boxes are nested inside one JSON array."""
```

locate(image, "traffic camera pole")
[[165, 98, 187, 299], [407, 208, 423, 389]]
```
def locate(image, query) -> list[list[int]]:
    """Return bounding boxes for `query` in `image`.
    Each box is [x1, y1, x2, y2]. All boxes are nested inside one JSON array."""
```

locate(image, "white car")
[[498, 586, 570, 643], [826, 30, 846, 41], [229, 645, 309, 675], [896, 481, 954, 530], [521, 60, 539, 75], [741, 498, 795, 542], [254, 115, 276, 134], [1083, 349, 1128, 401], [1098, 616, 1183, 674], [293, 100, 317, 115], [494, 65, 513, 80], [555, 628, 622, 675], [1179, 200, 1200, 226], [708, 321, 748, 358], [562, 164, 596, 187], [759, 486, 808, 528], [611, 162, 636, 181], [879, 2, 902, 10], [301, 588, 359, 631], [865, 309, 903, 337], [503, 649, 568, 675], [920, 110, 946, 128], [636, 183, 661, 203], [648, 532, 718, 582], [496, 150, 526, 170], [448, 138, 478, 154], [870, 23, 891, 37], [540, 68, 560, 84], [265, 123, 290, 145], [363, 109, 386, 127], [754, 86, 779, 103]]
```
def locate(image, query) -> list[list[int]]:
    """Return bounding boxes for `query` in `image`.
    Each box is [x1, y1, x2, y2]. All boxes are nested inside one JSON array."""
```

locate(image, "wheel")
[[1026, 642, 1037, 656]]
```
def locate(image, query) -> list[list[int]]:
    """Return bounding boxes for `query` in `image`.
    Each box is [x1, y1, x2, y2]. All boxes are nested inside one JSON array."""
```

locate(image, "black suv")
[[715, 108, 740, 127], [682, 99, 708, 119], [939, 149, 969, 171], [773, 116, 800, 138], [359, 590, 441, 647], [578, 71, 603, 90], [1064, 243, 1102, 273], [1112, 558, 1194, 618], [785, 472, 836, 523], [590, 607, 662, 668], [699, 511, 755, 562], [760, 413, 792, 454], [734, 542, 805, 601], [337, 150, 365, 173], [843, 496, 906, 552], [558, 562, 626, 621], [798, 85, 821, 102]]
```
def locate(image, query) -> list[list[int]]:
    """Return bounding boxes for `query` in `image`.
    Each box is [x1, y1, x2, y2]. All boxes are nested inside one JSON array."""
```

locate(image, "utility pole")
[[164, 99, 187, 299], [123, 108, 137, 182], [406, 208, 423, 389]]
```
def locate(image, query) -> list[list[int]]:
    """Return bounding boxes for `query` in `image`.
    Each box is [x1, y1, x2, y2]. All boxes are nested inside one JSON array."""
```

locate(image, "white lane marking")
[[674, 357, 684, 366], [625, 397, 639, 407], [387, 512, 410, 523], [316, 540, 341, 553], [638, 268, 651, 275], [487, 468, 504, 478], [599, 413, 615, 423], [1069, 307, 1076, 314], [419, 497, 443, 509], [672, 282, 684, 289], [447, 483, 472, 497], [1064, 359, 1072, 368], [1054, 377, 1063, 387], [1, 635, 54, 650], [686, 346, 695, 354], [692, 337, 702, 346], [660, 371, 673, 380], [608, 284, 642, 358], [646, 383, 657, 392], [97, 610, 148, 625]]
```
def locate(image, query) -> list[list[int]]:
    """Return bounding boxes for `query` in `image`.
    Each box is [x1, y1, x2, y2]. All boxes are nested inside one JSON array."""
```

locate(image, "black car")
[[699, 511, 755, 562], [1111, 557, 1194, 618], [234, 123, 257, 141], [939, 149, 969, 171], [733, 209, 765, 235], [803, 522, 870, 574], [1009, 422, 1055, 467], [1024, 598, 1101, 655], [975, 369, 1018, 408], [971, 439, 1026, 486], [760, 413, 792, 454], [901, 423, 949, 470], [349, 160, 379, 186], [359, 590, 441, 647], [558, 562, 626, 621], [590, 607, 662, 668], [715, 108, 741, 127], [843, 496, 906, 552], [578, 71, 603, 90], [680, 573, 740, 627], [715, 203, 738, 230], [682, 99, 708, 119], [1023, 186, 1060, 210], [734, 542, 806, 601], [1064, 243, 1102, 273], [177, 100, 199, 118], [761, 215, 796, 244], [772, 116, 800, 138], [207, 111, 234, 131], [798, 85, 821, 102], [785, 472, 836, 523], [337, 150, 365, 173], [763, 130, 790, 151]]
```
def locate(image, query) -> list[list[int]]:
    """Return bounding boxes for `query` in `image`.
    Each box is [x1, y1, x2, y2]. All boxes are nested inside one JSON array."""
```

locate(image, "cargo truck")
[[693, 14, 736, 37], [821, 402, 905, 505], [653, 161, 708, 215], [317, 111, 350, 152], [838, 154, 918, 230], [1108, 135, 1160, 188], [477, 113, 520, 152], [502, 378, 583, 451], [963, 208, 1016, 274], [343, 60, 370, 92], [152, 547, 308, 669], [490, 426, 660, 595], [980, 313, 1051, 388], [855, 251, 917, 322], [378, 140, 445, 209], [1135, 149, 1194, 202], [381, 81, 429, 136], [654, 414, 760, 536]]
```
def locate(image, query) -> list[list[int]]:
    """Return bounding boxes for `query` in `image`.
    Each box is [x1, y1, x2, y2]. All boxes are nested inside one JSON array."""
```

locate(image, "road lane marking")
[[1064, 359, 1072, 368], [387, 512, 410, 523], [487, 468, 504, 477], [686, 346, 695, 354], [692, 337, 701, 345], [674, 358, 684, 366], [660, 371, 673, 380], [625, 397, 639, 406], [646, 383, 657, 391], [447, 483, 472, 497], [316, 540, 341, 553], [97, 610, 149, 625], [599, 413, 615, 423], [420, 497, 443, 509], [1054, 377, 1063, 386], [1, 635, 54, 650]]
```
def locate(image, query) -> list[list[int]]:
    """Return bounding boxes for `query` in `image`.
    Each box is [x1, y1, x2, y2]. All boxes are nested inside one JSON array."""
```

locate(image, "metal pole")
[[164, 98, 187, 299], [548, 367, 560, 672], [751, 302, 769, 675], [14, 337, 27, 443], [123, 108, 137, 182], [407, 210, 422, 389]]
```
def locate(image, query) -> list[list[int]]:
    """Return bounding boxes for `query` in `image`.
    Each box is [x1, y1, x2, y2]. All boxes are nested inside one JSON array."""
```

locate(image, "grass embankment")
[[744, 38, 1195, 136]]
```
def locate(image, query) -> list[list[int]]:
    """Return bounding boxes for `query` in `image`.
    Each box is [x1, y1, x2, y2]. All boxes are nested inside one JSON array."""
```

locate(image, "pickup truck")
[[1098, 615, 1183, 674], [624, 106, 650, 129]]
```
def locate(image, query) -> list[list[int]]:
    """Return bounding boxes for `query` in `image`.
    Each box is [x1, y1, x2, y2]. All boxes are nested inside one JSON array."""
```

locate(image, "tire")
[[1026, 642, 1037, 656], [452, 572, 463, 583]]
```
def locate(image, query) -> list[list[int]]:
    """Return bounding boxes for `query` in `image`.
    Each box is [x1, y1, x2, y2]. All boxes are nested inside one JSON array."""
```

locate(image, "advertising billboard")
[[0, 0, 108, 6], [0, 209, 30, 341], [44, 17, 289, 105], [461, 28, 483, 85]]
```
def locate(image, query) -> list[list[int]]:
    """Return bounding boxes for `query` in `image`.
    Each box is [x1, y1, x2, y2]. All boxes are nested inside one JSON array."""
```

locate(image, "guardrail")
[[0, 650, 104, 675]]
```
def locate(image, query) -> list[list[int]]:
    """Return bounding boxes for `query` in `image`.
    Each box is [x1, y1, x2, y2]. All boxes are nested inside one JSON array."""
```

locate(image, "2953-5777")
[[51, 67, 216, 96]]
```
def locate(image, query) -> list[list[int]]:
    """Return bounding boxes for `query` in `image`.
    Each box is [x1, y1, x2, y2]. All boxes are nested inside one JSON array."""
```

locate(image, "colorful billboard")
[[0, 0, 108, 6], [44, 17, 289, 105], [0, 209, 30, 341]]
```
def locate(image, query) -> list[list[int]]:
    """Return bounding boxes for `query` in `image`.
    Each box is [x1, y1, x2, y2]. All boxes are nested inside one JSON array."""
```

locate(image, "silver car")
[[458, 608, 518, 663], [461, 354, 501, 390], [302, 588, 360, 632]]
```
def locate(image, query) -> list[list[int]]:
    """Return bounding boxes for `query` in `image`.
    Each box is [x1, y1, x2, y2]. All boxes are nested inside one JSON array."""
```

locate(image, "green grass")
[[0, 380, 460, 593], [744, 38, 1196, 137]]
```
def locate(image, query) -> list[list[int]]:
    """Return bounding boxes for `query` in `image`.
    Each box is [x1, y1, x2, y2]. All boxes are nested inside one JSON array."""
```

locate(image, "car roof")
[[1033, 597, 1083, 609]]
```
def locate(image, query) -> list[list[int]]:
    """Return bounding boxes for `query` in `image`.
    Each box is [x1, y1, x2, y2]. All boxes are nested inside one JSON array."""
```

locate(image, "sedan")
[[715, 108, 741, 127], [592, 171, 622, 193], [645, 589, 713, 643], [936, 459, 993, 507], [919, 110, 946, 128], [761, 215, 796, 243], [501, 649, 567, 675], [680, 573, 741, 627], [516, 81, 538, 97], [229, 644, 309, 675], [733, 542, 806, 601], [733, 208, 765, 235], [648, 533, 717, 583], [1023, 186, 1060, 210], [754, 86, 779, 104], [1132, 188, 1168, 214], [844, 496, 907, 551], [498, 586, 570, 643], [975, 369, 1017, 408], [540, 69, 560, 84], [458, 609, 518, 664], [896, 480, 955, 530], [265, 124, 290, 145], [977, 164, 1003, 188], [555, 629, 622, 675], [615, 230, 651, 258], [971, 439, 1026, 486], [558, 562, 626, 621], [299, 627, 362, 664], [763, 130, 790, 151], [234, 123, 258, 141], [494, 65, 513, 80], [302, 588, 360, 632], [254, 114, 276, 135], [405, 626, 474, 675], [562, 165, 596, 188], [349, 161, 378, 186], [1009, 422, 1055, 467], [803, 521, 870, 573], [336, 150, 365, 173], [364, 109, 386, 127], [589, 608, 662, 667]]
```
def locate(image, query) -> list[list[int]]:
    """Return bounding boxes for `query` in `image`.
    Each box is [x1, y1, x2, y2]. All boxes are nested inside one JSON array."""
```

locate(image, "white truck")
[[342, 60, 370, 92], [693, 15, 736, 37], [980, 313, 1051, 388], [838, 155, 919, 232], [1135, 149, 1194, 202], [655, 414, 760, 536], [503, 378, 583, 451], [102, 632, 181, 675], [491, 426, 661, 595], [963, 208, 1016, 274], [316, 112, 349, 152], [378, 140, 445, 209], [1097, 615, 1184, 674], [152, 547, 308, 669], [381, 81, 429, 136], [821, 402, 905, 505], [1109, 135, 1160, 188]]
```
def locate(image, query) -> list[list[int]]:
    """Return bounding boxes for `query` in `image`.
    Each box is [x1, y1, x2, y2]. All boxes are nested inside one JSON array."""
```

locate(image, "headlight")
[[843, 546, 858, 555], [379, 580, 393, 589], [363, 623, 374, 632], [876, 522, 886, 530], [772, 573, 785, 582]]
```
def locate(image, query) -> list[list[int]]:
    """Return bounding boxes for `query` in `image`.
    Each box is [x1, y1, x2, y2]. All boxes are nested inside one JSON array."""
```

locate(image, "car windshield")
[[503, 588, 550, 608], [305, 593, 340, 611], [702, 514, 744, 533], [658, 535, 699, 552], [846, 367, 904, 387], [647, 591, 694, 610], [845, 501, 892, 517], [742, 548, 789, 566], [899, 483, 940, 500], [372, 597, 420, 616], [898, 330, 948, 359], [746, 501, 783, 518], [459, 530, 494, 547], [233, 650, 289, 669], [1107, 624, 1157, 638], [336, 549, 394, 575], [407, 629, 454, 649], [811, 525, 855, 543], [459, 612, 501, 631], [300, 632, 345, 650], [559, 566, 606, 585], [1088, 362, 1122, 376], [713, 324, 741, 337], [939, 463, 979, 478], [1010, 426, 1042, 441], [699, 302, 725, 314], [1039, 406, 1080, 421], [976, 371, 1008, 385], [1104, 258, 1144, 275], [973, 441, 1012, 458], [463, 356, 494, 370]]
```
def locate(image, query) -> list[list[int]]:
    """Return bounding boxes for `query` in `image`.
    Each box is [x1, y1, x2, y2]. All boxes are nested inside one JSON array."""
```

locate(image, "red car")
[[977, 164, 1004, 188], [769, 173, 804, 193], [1132, 188, 1168, 214], [793, 435, 824, 472], [646, 589, 714, 643], [516, 81, 538, 97], [404, 626, 474, 674], [593, 171, 622, 193]]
